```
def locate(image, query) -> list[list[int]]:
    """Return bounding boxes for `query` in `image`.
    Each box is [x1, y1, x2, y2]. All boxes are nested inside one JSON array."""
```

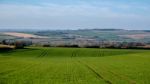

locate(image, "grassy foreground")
[[0, 47, 150, 84]]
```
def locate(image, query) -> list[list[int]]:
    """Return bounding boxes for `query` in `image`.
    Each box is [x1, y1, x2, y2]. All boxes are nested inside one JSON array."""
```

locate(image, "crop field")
[[0, 47, 150, 84]]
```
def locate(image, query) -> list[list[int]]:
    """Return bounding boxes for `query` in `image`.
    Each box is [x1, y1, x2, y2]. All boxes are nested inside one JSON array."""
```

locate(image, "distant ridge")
[[0, 28, 150, 32], [92, 29, 124, 31], [143, 30, 150, 32], [78, 29, 124, 31]]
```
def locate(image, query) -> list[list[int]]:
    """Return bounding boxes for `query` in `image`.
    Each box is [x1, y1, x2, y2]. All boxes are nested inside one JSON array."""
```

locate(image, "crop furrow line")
[[106, 69, 137, 84], [84, 61, 137, 84], [1, 64, 36, 79], [0, 70, 15, 76], [37, 49, 49, 57], [77, 60, 112, 84], [71, 50, 79, 57]]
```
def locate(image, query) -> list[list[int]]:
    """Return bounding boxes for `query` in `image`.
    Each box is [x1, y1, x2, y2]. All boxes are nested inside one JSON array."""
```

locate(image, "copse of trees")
[[99, 42, 146, 49], [43, 44, 51, 47], [1, 39, 32, 49], [56, 44, 79, 48]]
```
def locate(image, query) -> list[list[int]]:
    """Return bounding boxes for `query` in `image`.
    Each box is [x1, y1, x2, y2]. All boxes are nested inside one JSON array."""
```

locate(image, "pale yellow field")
[[3, 32, 48, 38], [0, 44, 15, 48]]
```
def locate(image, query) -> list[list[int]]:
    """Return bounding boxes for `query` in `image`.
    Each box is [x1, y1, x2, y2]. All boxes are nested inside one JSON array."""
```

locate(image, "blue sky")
[[0, 0, 150, 30]]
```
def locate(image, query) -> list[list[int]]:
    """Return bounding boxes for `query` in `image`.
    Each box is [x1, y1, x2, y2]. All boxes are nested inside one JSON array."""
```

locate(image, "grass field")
[[0, 47, 150, 84]]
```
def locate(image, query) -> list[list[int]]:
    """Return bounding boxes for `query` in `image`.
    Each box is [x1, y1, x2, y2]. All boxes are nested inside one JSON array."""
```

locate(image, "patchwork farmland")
[[0, 47, 150, 84]]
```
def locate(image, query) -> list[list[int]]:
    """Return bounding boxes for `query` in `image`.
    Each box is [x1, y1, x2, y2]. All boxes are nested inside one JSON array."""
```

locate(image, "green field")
[[0, 47, 150, 84]]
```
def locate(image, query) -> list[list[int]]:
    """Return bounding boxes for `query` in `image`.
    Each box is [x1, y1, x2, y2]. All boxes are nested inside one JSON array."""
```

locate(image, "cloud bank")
[[0, 0, 150, 30]]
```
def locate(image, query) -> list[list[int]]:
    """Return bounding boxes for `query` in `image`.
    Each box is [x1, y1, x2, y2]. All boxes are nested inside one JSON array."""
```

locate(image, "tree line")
[[1, 39, 32, 49]]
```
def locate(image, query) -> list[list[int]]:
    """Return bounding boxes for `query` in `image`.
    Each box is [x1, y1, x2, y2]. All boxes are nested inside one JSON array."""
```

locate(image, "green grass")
[[0, 47, 150, 84]]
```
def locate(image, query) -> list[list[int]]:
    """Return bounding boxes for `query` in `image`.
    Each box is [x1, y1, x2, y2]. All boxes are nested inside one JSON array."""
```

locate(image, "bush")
[[43, 44, 51, 47]]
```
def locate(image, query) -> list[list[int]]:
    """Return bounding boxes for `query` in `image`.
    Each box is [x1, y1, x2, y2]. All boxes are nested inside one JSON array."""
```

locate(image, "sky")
[[0, 0, 150, 30]]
